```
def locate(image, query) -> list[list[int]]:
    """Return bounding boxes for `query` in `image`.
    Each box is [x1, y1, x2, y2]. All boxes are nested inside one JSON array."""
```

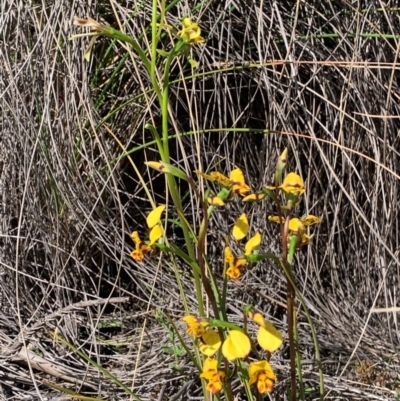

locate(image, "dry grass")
[[1, 0, 400, 400]]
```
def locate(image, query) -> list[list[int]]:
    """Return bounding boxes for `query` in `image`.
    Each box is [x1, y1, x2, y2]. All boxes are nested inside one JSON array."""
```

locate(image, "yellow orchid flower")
[[229, 168, 251, 196], [268, 215, 320, 246], [268, 215, 321, 230], [247, 309, 266, 326], [130, 231, 151, 261], [225, 231, 262, 280], [130, 206, 165, 261], [288, 217, 305, 233], [181, 315, 208, 338], [301, 215, 322, 226], [268, 215, 284, 224], [195, 170, 231, 186], [280, 172, 305, 194], [195, 168, 250, 196], [200, 358, 225, 394], [207, 195, 225, 206], [266, 172, 305, 195], [199, 329, 221, 356], [224, 246, 246, 280], [249, 360, 277, 393], [177, 17, 205, 44], [222, 330, 251, 361]]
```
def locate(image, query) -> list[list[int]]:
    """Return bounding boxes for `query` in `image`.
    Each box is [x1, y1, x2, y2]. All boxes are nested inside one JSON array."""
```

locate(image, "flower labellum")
[[249, 360, 277, 394], [224, 247, 246, 280], [279, 172, 305, 195], [200, 358, 225, 394], [230, 168, 251, 196], [130, 231, 151, 261]]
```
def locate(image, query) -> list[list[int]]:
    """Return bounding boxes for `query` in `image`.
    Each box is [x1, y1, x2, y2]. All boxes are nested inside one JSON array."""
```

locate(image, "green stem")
[[286, 271, 297, 401], [294, 312, 305, 400], [276, 197, 297, 401], [103, 29, 151, 72], [150, 0, 162, 102], [280, 261, 325, 400], [157, 39, 204, 317]]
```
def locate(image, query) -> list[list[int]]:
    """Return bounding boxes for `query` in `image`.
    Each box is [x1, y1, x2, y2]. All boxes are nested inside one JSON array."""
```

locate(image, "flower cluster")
[[265, 171, 321, 247], [182, 309, 282, 395], [268, 214, 321, 246], [137, 151, 321, 397], [197, 161, 321, 265]]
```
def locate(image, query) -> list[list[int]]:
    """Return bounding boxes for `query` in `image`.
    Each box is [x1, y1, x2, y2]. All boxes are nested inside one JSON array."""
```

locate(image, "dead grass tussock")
[[1, 0, 400, 400]]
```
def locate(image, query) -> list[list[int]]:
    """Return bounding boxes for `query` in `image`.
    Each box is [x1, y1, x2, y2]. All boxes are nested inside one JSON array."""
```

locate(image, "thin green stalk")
[[102, 29, 151, 72], [168, 251, 191, 315], [154, 35, 204, 317], [100, 10, 203, 318], [144, 123, 165, 160], [294, 312, 305, 400], [150, 0, 162, 102], [280, 262, 325, 401], [161, 40, 186, 160], [275, 194, 297, 401], [286, 273, 297, 401]]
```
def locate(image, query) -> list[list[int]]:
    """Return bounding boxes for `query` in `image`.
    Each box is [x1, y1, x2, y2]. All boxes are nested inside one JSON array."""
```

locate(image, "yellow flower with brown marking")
[[195, 168, 250, 197], [266, 172, 305, 195], [280, 172, 305, 195], [249, 360, 277, 393], [268, 214, 321, 247], [181, 315, 208, 338], [225, 218, 262, 279], [130, 206, 165, 261], [200, 358, 225, 394], [242, 192, 266, 202], [130, 231, 151, 261], [224, 246, 246, 280]]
